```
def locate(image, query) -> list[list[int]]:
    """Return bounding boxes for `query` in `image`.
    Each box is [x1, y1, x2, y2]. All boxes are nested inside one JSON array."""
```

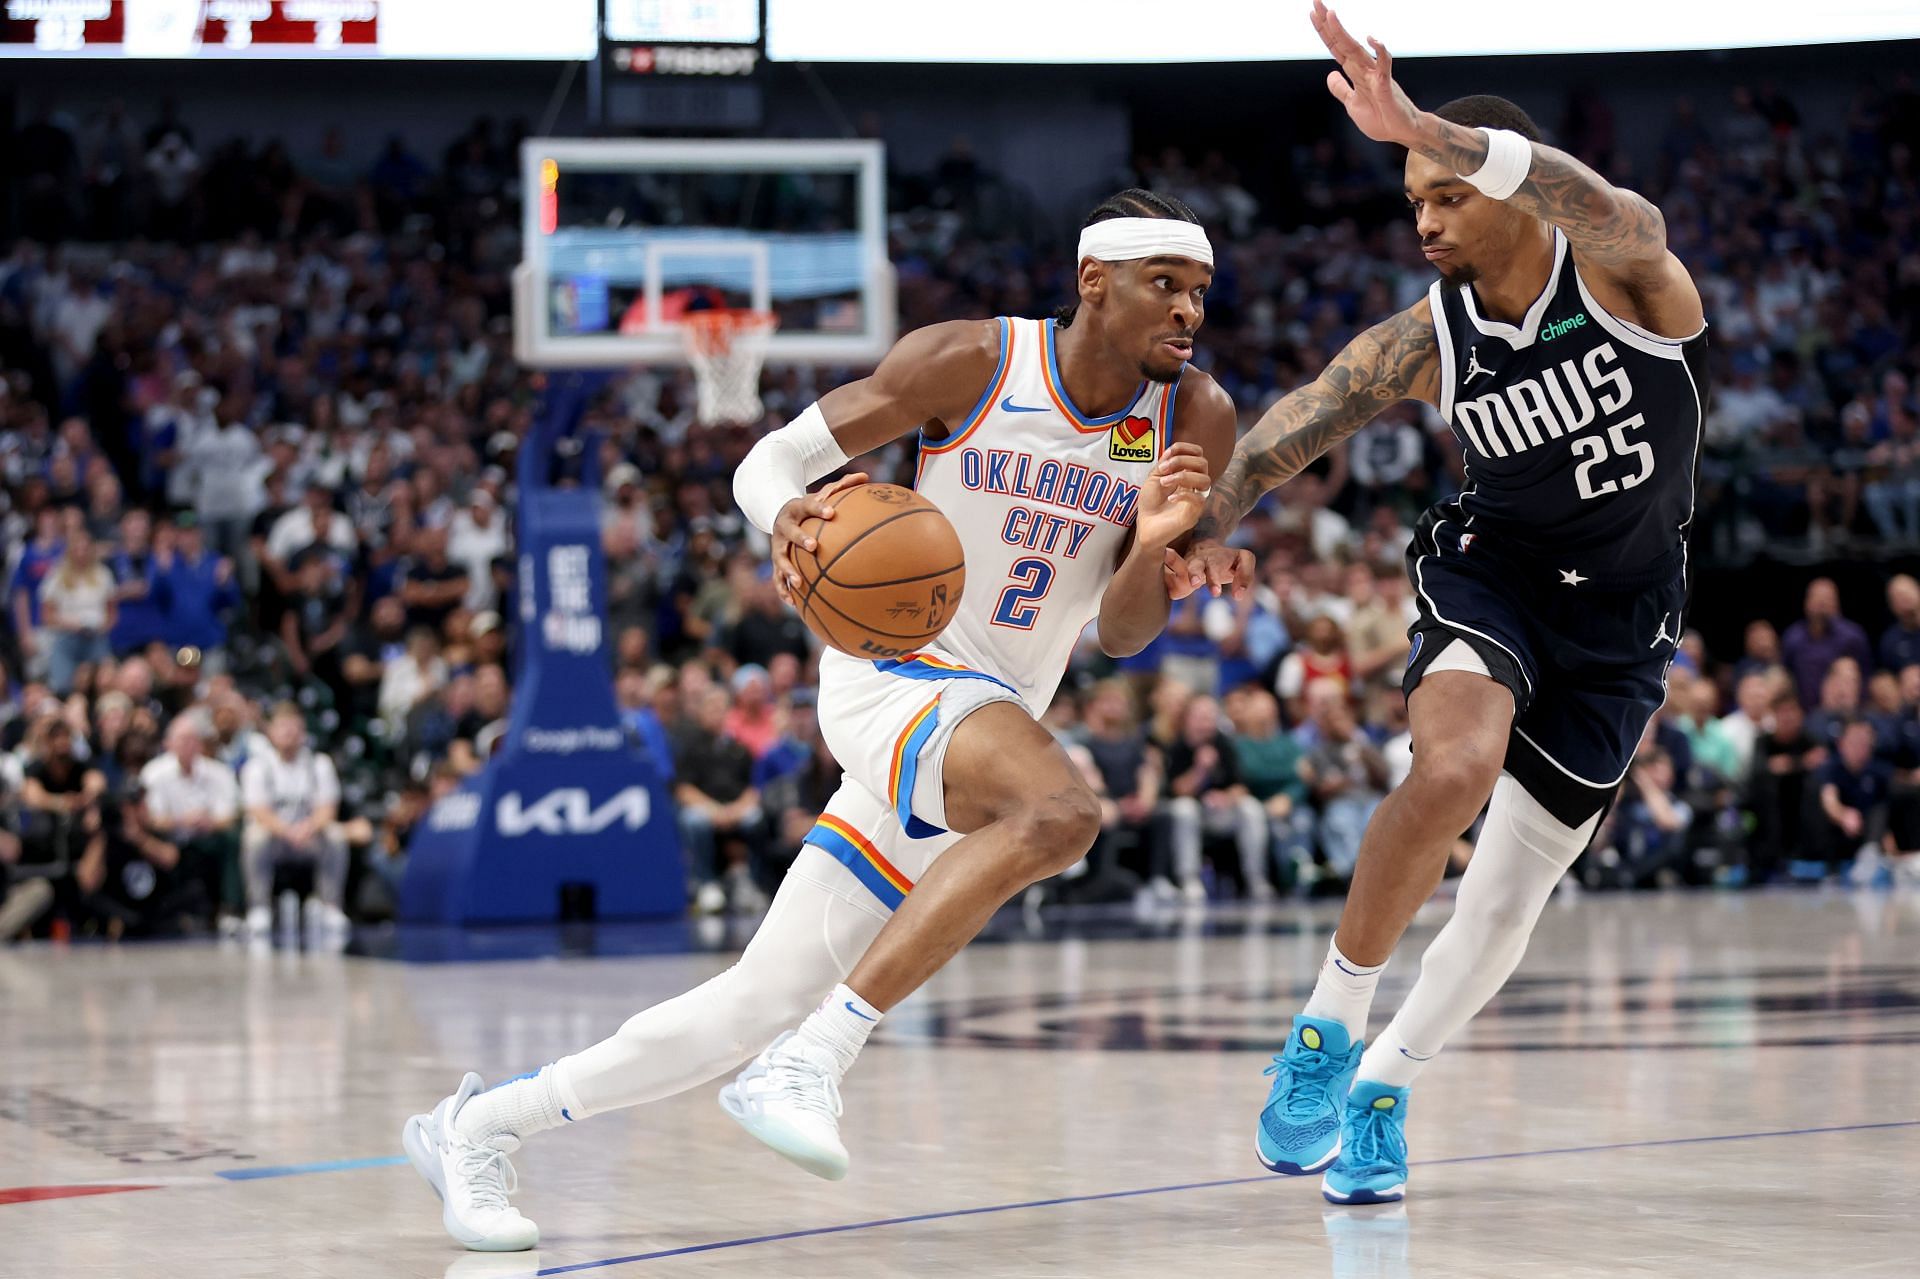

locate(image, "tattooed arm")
[[1308, 1, 1703, 331], [1181, 300, 1439, 597]]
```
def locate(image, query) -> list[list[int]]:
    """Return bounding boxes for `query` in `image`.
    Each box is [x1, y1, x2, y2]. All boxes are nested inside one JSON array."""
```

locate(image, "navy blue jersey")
[[1426, 228, 1709, 587]]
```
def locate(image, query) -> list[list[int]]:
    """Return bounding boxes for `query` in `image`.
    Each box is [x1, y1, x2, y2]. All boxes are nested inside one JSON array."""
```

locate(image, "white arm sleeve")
[[731, 402, 853, 535]]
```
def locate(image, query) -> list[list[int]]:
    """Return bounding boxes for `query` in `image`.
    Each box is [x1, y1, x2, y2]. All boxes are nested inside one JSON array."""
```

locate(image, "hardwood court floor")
[[2, 887, 1917, 1278]]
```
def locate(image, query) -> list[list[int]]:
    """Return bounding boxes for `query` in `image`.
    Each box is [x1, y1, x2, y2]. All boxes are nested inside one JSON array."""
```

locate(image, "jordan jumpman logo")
[[1650, 612, 1677, 649], [1463, 345, 1493, 383]]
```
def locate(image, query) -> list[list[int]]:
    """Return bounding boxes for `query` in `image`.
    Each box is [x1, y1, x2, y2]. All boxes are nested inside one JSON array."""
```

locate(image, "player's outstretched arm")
[[1310, 1, 1698, 310], [1179, 300, 1439, 597], [734, 319, 1001, 601]]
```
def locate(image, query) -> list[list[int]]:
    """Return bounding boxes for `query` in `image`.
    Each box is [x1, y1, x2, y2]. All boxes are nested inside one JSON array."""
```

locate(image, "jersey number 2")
[[991, 557, 1054, 630], [1572, 412, 1655, 500]]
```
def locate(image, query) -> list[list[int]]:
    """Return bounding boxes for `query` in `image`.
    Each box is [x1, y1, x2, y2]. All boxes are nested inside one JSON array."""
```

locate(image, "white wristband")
[[1459, 127, 1532, 201], [732, 402, 852, 535]]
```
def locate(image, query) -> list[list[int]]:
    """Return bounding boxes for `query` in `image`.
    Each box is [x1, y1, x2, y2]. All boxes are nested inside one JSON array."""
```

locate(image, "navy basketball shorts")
[[1401, 513, 1687, 828]]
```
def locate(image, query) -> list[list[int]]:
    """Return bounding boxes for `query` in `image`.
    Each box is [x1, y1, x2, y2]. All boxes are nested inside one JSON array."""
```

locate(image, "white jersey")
[[828, 315, 1176, 715]]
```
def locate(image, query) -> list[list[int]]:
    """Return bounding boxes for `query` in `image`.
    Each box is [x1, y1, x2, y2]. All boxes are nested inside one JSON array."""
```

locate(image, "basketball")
[[793, 483, 966, 659]]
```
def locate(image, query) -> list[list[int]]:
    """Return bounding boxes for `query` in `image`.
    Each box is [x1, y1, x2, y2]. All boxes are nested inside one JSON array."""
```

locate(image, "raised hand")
[[1310, 0, 1422, 146], [1136, 441, 1212, 553], [1177, 539, 1258, 601]]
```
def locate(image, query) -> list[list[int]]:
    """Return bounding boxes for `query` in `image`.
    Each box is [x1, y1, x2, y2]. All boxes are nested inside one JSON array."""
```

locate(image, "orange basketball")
[[793, 484, 966, 660]]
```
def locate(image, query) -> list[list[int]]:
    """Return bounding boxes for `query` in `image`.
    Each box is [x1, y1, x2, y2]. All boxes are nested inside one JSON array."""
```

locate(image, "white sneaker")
[[1147, 876, 1180, 902], [402, 1073, 540, 1252], [245, 906, 272, 939], [1247, 878, 1278, 902], [692, 881, 727, 915], [718, 1031, 849, 1181], [1180, 878, 1208, 904]]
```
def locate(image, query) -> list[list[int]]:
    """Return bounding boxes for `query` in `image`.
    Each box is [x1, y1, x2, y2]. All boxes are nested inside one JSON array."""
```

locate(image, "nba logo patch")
[[1109, 415, 1156, 463]]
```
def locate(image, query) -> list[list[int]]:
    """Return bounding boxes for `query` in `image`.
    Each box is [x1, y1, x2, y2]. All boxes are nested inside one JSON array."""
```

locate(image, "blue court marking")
[[512, 1119, 1919, 1276], [214, 1155, 408, 1181]]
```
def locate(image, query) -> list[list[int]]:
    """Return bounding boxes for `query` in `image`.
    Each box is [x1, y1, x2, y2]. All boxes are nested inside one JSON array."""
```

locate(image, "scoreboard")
[[0, 0, 599, 59]]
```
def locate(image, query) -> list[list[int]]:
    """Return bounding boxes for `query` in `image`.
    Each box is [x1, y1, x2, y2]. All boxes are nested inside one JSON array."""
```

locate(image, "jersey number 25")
[[1571, 412, 1655, 500]]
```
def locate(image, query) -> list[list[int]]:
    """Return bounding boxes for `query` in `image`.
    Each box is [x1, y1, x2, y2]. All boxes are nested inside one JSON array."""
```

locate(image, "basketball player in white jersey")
[[401, 191, 1235, 1250]]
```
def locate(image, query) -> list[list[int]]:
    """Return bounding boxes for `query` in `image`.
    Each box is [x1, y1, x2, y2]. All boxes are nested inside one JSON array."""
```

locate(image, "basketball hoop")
[[681, 309, 778, 426]]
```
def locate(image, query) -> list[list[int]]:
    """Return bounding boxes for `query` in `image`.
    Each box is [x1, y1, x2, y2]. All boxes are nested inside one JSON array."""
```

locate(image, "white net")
[[682, 309, 778, 426]]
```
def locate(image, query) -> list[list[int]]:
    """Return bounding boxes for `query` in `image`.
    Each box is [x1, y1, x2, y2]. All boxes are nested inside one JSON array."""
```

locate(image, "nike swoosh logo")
[[1397, 1047, 1435, 1062], [1000, 396, 1048, 414], [845, 1001, 878, 1022]]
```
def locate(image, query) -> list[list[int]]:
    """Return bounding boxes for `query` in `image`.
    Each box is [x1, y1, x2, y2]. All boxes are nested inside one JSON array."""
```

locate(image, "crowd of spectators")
[[3, 74, 1918, 941]]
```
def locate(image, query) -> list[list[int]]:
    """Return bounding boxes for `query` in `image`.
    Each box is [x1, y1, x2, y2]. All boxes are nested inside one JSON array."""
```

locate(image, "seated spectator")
[[1076, 679, 1171, 895], [15, 717, 110, 935], [340, 595, 408, 726], [397, 526, 470, 635], [1675, 677, 1742, 787], [1880, 574, 1920, 673], [8, 507, 66, 679], [1300, 691, 1389, 880], [1719, 670, 1777, 778], [1812, 718, 1895, 883], [281, 547, 357, 698], [1805, 656, 1863, 748], [1781, 578, 1871, 706], [133, 715, 243, 931], [726, 567, 811, 671], [616, 665, 677, 784], [240, 704, 348, 940], [1227, 687, 1315, 890], [1275, 615, 1353, 721], [1594, 748, 1695, 889], [1164, 693, 1272, 901], [379, 627, 447, 734], [37, 526, 117, 694], [156, 515, 238, 660], [1733, 619, 1782, 684], [672, 685, 768, 915], [1742, 690, 1826, 885], [722, 664, 780, 760], [759, 699, 844, 872], [1346, 562, 1413, 693], [108, 509, 168, 657]]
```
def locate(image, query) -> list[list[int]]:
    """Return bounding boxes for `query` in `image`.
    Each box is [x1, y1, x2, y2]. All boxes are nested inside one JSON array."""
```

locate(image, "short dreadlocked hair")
[[1055, 188, 1203, 328]]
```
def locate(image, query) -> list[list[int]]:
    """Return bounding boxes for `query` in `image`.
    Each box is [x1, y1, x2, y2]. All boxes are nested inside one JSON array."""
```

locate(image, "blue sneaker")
[[1256, 1015, 1362, 1175], [1322, 1081, 1410, 1205]]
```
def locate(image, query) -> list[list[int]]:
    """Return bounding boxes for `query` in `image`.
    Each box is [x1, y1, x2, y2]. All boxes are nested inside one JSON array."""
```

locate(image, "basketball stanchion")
[[399, 371, 684, 925]]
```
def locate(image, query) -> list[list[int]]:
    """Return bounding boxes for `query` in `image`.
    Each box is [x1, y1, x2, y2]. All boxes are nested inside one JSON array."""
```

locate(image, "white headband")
[[1077, 217, 1214, 268]]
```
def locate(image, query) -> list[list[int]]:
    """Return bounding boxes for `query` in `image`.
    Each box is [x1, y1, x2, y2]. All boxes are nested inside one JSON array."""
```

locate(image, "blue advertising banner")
[[400, 373, 686, 923]]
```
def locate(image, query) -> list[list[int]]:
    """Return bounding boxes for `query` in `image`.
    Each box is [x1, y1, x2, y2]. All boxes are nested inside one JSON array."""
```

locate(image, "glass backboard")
[[515, 139, 894, 368]]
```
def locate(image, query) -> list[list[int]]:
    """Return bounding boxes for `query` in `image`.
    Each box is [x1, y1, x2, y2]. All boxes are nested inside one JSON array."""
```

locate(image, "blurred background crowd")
[[4, 69, 1920, 942]]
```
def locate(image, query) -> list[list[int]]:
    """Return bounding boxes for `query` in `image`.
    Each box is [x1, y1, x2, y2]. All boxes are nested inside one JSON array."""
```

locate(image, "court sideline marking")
[[4, 1118, 1912, 1269], [504, 1119, 1914, 1275]]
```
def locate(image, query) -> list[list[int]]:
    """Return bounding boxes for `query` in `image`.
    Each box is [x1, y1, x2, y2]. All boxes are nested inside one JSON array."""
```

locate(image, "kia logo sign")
[[497, 787, 651, 837]]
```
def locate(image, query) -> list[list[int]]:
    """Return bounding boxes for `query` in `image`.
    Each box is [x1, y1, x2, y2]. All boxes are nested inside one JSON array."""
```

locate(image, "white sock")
[[455, 1064, 581, 1143], [792, 983, 883, 1077], [1354, 1023, 1433, 1088], [1300, 937, 1385, 1041]]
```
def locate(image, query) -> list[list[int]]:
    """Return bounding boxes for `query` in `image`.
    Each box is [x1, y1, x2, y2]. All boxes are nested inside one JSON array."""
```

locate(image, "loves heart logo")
[[1109, 415, 1157, 463]]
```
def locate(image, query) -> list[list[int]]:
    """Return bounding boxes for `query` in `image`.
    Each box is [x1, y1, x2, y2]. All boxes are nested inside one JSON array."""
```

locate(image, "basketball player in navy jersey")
[[1180, 2, 1708, 1204]]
